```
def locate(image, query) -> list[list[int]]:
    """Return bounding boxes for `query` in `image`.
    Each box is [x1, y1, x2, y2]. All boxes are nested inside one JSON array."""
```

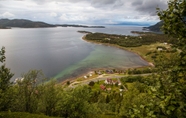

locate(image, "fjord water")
[[0, 26, 148, 81]]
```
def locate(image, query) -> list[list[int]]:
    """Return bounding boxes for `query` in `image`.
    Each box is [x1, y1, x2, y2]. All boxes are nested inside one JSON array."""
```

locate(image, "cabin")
[[100, 85, 106, 90], [107, 88, 112, 91], [157, 48, 163, 51], [105, 70, 113, 74], [104, 78, 121, 85]]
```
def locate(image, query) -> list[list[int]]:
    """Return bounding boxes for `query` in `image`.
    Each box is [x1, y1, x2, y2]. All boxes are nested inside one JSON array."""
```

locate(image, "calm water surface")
[[0, 26, 148, 81]]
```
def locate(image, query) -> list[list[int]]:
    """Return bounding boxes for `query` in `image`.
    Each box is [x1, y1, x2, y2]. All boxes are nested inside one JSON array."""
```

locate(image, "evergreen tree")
[[0, 46, 14, 91], [0, 47, 14, 111]]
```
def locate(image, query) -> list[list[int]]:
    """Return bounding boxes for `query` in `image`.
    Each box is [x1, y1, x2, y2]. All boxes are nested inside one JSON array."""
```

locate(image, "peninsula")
[[79, 30, 177, 64]]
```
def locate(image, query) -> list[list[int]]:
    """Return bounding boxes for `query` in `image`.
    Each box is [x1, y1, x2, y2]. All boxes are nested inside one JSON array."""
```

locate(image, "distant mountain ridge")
[[0, 19, 105, 29], [0, 19, 55, 28], [144, 21, 163, 32]]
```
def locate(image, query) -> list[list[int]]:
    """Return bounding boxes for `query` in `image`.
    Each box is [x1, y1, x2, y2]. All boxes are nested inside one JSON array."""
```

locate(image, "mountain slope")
[[0, 19, 56, 28], [144, 21, 163, 32]]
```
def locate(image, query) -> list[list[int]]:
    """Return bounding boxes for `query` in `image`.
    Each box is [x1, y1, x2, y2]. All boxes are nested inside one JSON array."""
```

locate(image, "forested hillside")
[[144, 21, 163, 32], [0, 19, 56, 28]]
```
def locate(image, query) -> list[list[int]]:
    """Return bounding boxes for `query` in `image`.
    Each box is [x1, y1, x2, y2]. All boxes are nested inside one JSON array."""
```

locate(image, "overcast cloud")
[[0, 0, 168, 25]]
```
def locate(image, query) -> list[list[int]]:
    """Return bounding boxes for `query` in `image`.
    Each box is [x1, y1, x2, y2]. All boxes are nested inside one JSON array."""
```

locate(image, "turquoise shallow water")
[[0, 26, 148, 81], [54, 43, 148, 81]]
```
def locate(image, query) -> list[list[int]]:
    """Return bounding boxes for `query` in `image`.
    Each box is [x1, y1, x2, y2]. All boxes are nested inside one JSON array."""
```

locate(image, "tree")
[[0, 46, 14, 91], [66, 81, 70, 85], [16, 70, 44, 113], [88, 81, 95, 86], [59, 86, 93, 118], [119, 85, 150, 117], [41, 80, 63, 116], [157, 0, 186, 74], [128, 1, 186, 117], [157, 0, 186, 43], [0, 47, 14, 111]]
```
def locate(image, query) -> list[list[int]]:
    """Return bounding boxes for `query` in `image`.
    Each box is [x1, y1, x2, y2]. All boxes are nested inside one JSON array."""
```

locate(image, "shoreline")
[[82, 34, 153, 67], [60, 34, 153, 85]]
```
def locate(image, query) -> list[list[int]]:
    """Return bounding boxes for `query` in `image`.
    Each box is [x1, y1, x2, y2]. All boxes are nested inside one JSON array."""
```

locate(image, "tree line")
[[85, 32, 177, 47]]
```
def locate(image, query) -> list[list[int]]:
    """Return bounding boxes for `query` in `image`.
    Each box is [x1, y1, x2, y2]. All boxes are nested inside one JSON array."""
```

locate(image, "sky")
[[0, 0, 168, 26]]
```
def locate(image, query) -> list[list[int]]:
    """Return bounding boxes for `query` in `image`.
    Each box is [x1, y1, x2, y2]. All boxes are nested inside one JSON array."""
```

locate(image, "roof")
[[100, 84, 106, 90]]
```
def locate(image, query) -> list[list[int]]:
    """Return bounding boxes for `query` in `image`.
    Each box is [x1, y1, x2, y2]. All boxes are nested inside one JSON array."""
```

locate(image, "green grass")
[[91, 80, 105, 91], [0, 112, 59, 118], [126, 42, 172, 62]]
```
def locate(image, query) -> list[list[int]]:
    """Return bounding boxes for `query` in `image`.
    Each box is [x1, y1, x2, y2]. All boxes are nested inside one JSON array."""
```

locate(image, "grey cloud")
[[131, 0, 167, 16], [90, 0, 116, 6], [132, 1, 143, 6], [89, 0, 124, 10], [32, 0, 86, 4], [0, 0, 166, 24], [31, 0, 123, 9]]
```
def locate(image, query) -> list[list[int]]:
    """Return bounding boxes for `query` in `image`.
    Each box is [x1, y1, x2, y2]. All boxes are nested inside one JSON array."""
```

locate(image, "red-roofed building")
[[100, 84, 106, 90]]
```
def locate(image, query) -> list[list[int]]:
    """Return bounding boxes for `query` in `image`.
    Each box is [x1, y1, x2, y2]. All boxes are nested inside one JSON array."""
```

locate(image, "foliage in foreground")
[[0, 112, 58, 118], [128, 0, 186, 117]]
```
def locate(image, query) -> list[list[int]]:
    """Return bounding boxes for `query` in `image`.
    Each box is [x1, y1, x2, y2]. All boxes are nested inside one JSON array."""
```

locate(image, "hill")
[[0, 19, 56, 28], [0, 19, 105, 29], [143, 21, 163, 32]]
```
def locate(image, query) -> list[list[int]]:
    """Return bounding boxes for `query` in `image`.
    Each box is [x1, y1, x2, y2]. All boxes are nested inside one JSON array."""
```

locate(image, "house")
[[104, 78, 120, 85], [119, 89, 123, 92], [104, 79, 108, 84], [105, 70, 113, 74], [157, 48, 163, 51], [100, 85, 106, 90], [113, 80, 118, 85], [107, 88, 112, 91], [104, 78, 113, 84], [97, 71, 102, 75], [164, 42, 168, 45], [105, 38, 111, 41], [84, 76, 87, 79]]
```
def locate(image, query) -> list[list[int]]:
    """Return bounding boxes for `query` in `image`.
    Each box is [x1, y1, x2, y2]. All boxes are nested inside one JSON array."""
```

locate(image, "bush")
[[120, 85, 124, 89], [120, 76, 143, 83], [67, 81, 70, 85], [151, 55, 156, 59], [146, 51, 152, 56], [89, 81, 95, 86]]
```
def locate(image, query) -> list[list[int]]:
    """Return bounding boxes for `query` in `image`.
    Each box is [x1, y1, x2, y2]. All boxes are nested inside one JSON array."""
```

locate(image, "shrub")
[[89, 81, 95, 86]]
